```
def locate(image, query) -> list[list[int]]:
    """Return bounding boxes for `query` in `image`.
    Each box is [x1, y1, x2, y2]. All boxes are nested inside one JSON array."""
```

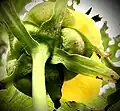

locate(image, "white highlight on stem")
[[32, 44, 50, 111]]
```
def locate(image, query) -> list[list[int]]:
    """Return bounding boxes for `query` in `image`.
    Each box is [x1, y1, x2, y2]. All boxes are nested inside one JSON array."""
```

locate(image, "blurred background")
[[74, 0, 120, 37]]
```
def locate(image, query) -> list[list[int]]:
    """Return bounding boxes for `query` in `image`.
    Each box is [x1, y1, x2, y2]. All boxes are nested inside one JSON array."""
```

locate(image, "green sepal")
[[100, 21, 110, 51], [108, 35, 120, 62], [51, 48, 119, 82]]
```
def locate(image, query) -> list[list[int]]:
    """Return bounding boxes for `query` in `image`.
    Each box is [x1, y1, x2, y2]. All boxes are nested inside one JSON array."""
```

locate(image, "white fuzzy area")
[[106, 47, 110, 52], [109, 83, 115, 88], [96, 21, 104, 29], [99, 87, 106, 95], [112, 61, 120, 67], [115, 49, 120, 58], [20, 12, 27, 20], [103, 84, 110, 90], [118, 43, 120, 47], [2, 53, 7, 61], [109, 39, 115, 45], [73, 2, 80, 10], [99, 83, 115, 95], [67, 0, 72, 6]]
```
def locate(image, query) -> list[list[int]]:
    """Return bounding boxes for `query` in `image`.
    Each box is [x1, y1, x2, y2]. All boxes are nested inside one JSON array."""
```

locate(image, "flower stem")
[[32, 43, 50, 111]]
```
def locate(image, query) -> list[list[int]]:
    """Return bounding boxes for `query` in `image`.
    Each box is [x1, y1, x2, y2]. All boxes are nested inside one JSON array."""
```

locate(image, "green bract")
[[0, 0, 119, 111]]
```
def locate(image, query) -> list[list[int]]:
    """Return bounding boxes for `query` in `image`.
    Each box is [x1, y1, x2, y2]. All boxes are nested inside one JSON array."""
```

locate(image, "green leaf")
[[0, 85, 33, 111], [100, 21, 120, 76], [87, 87, 115, 110], [0, 85, 55, 111], [51, 48, 119, 82], [100, 21, 110, 51], [59, 102, 91, 111], [108, 35, 120, 62], [101, 21, 120, 63], [107, 100, 120, 111]]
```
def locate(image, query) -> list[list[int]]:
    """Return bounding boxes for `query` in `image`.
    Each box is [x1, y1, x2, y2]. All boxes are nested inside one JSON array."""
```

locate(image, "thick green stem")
[[32, 44, 50, 111]]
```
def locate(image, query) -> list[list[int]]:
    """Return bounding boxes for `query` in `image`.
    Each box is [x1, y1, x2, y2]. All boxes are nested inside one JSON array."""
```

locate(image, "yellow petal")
[[61, 9, 102, 103], [61, 75, 102, 103]]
